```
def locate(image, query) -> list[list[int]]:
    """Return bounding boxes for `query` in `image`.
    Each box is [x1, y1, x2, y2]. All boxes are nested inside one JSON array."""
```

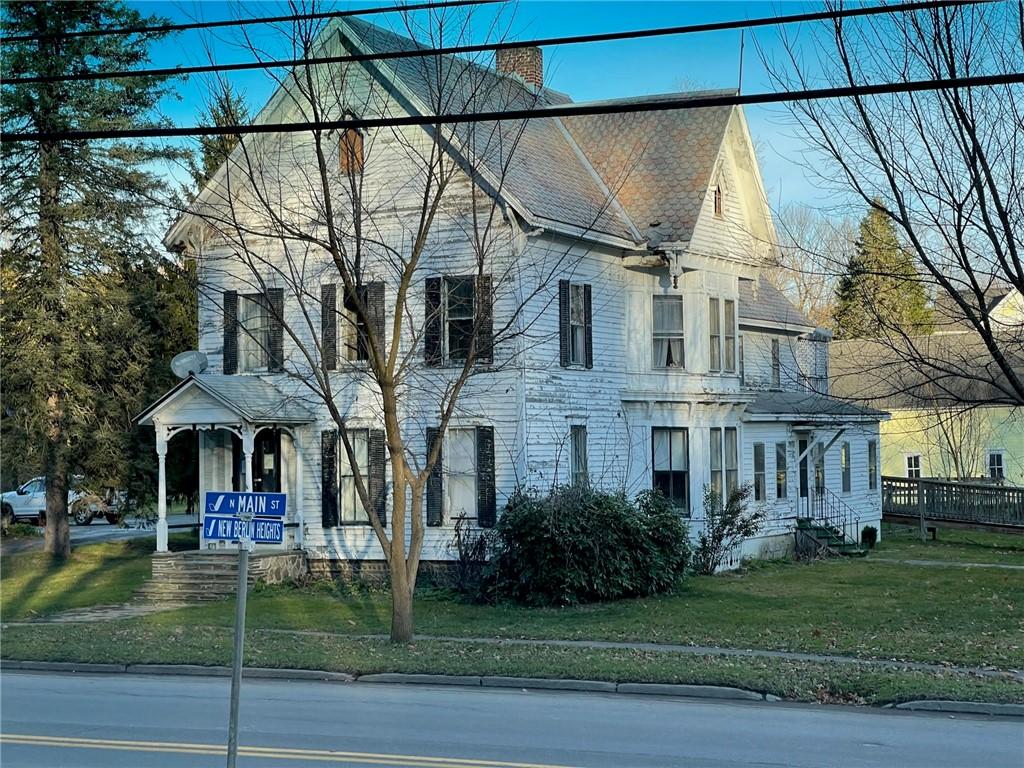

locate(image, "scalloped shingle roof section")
[[562, 93, 735, 244]]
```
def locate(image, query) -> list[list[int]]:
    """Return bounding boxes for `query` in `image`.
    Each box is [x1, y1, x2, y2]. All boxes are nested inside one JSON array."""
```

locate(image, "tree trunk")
[[389, 567, 415, 644], [43, 457, 70, 559]]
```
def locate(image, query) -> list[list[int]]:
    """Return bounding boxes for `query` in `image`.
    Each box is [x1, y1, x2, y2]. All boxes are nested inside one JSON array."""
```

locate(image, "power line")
[[1, 0, 502, 43], [3, 0, 992, 86], [3, 72, 1020, 144]]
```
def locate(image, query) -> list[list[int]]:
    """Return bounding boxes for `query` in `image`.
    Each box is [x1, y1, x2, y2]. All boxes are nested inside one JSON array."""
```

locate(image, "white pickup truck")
[[1, 477, 121, 527]]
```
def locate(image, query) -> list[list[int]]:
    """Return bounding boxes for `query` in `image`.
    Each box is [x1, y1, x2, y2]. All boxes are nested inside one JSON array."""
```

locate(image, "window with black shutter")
[[559, 280, 592, 368], [425, 425, 495, 527], [425, 275, 493, 366]]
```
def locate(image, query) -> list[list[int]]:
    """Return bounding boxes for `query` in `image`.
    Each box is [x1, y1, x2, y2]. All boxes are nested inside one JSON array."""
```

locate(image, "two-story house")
[[138, 18, 886, 568]]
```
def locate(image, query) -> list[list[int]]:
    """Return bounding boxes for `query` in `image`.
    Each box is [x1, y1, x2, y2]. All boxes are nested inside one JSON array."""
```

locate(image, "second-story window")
[[771, 338, 782, 388], [239, 294, 271, 372], [653, 295, 684, 369], [343, 288, 371, 362], [445, 276, 476, 361], [906, 454, 921, 479], [425, 275, 492, 366], [709, 298, 736, 374]]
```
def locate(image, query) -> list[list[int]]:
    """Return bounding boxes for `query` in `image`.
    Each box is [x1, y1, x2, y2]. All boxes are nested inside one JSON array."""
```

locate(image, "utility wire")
[[3, 0, 992, 86], [0, 0, 502, 43], [3, 72, 1020, 143]]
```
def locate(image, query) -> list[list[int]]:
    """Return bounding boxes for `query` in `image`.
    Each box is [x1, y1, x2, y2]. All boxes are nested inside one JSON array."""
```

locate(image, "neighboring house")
[[138, 19, 886, 567], [830, 327, 1024, 486]]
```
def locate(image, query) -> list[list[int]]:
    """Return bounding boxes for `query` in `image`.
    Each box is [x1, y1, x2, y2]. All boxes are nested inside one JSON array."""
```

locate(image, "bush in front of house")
[[692, 484, 766, 575], [861, 525, 878, 548], [484, 485, 689, 606]]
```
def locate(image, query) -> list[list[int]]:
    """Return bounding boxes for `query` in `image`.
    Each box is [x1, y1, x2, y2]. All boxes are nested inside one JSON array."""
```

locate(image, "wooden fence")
[[882, 476, 1024, 532]]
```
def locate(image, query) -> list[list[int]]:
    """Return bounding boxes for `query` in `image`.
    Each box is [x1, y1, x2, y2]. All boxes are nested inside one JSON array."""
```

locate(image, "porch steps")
[[134, 550, 307, 605], [796, 519, 867, 557]]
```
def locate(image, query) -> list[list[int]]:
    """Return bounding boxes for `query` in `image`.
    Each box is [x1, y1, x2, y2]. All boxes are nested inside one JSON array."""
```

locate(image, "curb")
[[893, 700, 1024, 717], [3, 660, 1022, 714]]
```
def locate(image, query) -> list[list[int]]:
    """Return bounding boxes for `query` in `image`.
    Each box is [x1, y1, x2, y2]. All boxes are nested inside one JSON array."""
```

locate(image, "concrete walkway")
[[867, 557, 1024, 570]]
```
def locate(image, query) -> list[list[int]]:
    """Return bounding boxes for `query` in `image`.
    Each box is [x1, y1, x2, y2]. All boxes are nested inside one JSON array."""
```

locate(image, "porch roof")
[[743, 390, 888, 424], [136, 374, 315, 426]]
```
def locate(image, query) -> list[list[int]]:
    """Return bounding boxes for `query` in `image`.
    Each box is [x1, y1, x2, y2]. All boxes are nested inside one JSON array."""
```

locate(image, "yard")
[[2, 527, 1021, 705]]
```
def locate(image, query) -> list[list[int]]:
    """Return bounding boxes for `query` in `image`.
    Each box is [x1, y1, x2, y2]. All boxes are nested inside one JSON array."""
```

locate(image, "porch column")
[[294, 437, 304, 549], [241, 425, 256, 493], [155, 421, 169, 553]]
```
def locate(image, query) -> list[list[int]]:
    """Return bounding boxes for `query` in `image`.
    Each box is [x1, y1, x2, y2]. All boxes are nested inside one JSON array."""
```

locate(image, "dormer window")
[[340, 127, 364, 174], [713, 184, 723, 217]]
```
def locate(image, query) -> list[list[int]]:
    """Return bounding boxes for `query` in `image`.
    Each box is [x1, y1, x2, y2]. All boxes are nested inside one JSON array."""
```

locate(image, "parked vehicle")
[[0, 477, 122, 527]]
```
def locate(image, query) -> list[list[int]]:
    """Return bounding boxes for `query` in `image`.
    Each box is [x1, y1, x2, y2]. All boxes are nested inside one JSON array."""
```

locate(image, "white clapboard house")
[[139, 18, 886, 568]]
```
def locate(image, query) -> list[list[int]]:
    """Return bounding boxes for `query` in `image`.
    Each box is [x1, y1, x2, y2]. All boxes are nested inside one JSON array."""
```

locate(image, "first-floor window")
[[841, 442, 852, 493], [868, 440, 878, 490], [653, 427, 689, 511], [570, 425, 588, 486], [775, 442, 788, 499], [339, 430, 369, 523], [906, 454, 922, 479], [710, 427, 739, 499], [988, 451, 1005, 480], [753, 442, 766, 501], [447, 428, 478, 518]]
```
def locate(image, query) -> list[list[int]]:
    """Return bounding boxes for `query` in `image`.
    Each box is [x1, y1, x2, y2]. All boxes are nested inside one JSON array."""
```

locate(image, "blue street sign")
[[203, 515, 284, 544], [204, 491, 287, 518]]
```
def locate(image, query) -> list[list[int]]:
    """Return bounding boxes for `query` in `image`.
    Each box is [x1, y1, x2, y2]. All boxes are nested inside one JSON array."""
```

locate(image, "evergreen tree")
[[833, 206, 933, 339], [1, 2, 185, 556], [190, 83, 250, 189]]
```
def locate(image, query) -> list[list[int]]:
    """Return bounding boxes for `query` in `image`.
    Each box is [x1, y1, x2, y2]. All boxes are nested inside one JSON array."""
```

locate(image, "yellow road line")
[[0, 733, 577, 768]]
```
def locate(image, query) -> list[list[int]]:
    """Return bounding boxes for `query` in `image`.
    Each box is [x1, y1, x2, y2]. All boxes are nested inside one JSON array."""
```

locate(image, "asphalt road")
[[1, 671, 1021, 768], [1, 513, 198, 555]]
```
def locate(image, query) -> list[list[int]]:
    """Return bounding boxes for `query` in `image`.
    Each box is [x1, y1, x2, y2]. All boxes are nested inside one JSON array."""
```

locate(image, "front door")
[[230, 430, 281, 492]]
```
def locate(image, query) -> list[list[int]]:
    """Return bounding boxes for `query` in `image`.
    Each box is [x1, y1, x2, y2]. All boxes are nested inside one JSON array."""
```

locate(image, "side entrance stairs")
[[795, 518, 866, 558]]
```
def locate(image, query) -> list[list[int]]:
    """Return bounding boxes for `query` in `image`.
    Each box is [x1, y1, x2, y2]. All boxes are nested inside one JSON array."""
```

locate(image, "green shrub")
[[484, 486, 689, 606], [861, 525, 878, 548], [693, 484, 766, 575]]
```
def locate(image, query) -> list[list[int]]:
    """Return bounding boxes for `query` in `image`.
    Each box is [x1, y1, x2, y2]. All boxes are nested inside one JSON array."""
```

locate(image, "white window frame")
[[709, 297, 721, 372], [710, 426, 739, 499], [568, 283, 587, 366], [988, 450, 1005, 480], [570, 424, 588, 486], [841, 441, 851, 494], [652, 427, 690, 512], [868, 440, 878, 490], [652, 295, 685, 369], [446, 427, 478, 520], [753, 442, 766, 501], [444, 277, 476, 363], [238, 293, 271, 373], [338, 429, 369, 524], [775, 442, 788, 499], [906, 454, 922, 479], [770, 338, 781, 389]]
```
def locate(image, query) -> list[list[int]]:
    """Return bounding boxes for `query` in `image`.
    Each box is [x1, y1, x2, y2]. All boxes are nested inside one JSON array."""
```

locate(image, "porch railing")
[[882, 476, 1024, 528]]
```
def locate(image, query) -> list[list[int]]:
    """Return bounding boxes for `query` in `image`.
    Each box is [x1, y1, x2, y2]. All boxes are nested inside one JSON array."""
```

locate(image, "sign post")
[[202, 491, 286, 768]]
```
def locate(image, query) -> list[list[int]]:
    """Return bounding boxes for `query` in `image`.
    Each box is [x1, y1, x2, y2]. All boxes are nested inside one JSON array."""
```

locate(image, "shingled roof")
[[337, 18, 738, 249], [737, 276, 815, 331]]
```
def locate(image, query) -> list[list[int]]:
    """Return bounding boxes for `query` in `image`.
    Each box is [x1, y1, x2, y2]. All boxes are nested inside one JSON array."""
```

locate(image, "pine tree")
[[190, 83, 251, 189], [833, 206, 933, 339], [1, 2, 186, 556]]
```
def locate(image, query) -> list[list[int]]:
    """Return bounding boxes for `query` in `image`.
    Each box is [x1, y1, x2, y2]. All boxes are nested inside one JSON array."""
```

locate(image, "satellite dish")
[[170, 350, 209, 379]]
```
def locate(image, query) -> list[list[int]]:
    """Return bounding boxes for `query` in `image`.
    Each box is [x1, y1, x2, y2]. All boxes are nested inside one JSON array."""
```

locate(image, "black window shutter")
[[476, 426, 496, 528], [424, 277, 442, 366], [321, 429, 339, 528], [322, 284, 337, 371], [584, 283, 594, 369], [476, 273, 493, 364], [368, 429, 387, 528], [367, 281, 385, 358], [425, 427, 443, 526], [223, 290, 238, 375], [558, 279, 570, 367], [268, 287, 285, 371]]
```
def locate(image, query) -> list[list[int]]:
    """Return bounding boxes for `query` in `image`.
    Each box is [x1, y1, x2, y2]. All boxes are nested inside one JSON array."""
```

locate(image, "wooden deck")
[[882, 476, 1024, 534]]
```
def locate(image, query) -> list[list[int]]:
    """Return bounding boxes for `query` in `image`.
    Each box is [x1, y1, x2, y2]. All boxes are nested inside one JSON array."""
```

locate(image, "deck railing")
[[882, 475, 1024, 528]]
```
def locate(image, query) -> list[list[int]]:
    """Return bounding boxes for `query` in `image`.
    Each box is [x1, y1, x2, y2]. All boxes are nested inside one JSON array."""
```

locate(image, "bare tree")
[[167, 5, 631, 642], [763, 1, 1024, 405]]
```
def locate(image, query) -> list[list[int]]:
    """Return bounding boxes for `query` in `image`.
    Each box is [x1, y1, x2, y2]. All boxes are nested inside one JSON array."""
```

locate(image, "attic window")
[[339, 128, 364, 174], [713, 185, 723, 217]]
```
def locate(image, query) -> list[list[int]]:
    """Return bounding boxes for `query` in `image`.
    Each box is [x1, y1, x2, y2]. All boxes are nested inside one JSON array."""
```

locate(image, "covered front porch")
[[137, 375, 315, 553]]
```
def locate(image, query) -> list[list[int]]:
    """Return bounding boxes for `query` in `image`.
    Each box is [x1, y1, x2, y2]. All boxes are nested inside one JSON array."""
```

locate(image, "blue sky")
[[131, 1, 830, 207]]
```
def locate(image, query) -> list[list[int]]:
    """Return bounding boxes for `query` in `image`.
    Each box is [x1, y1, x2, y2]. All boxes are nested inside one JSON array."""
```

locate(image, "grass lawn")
[[873, 524, 1024, 565], [145, 555, 1024, 669], [2, 621, 1021, 706], [0, 532, 195, 621]]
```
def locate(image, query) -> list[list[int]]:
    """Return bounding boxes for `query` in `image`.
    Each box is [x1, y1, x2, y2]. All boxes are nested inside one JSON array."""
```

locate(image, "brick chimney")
[[495, 46, 543, 89]]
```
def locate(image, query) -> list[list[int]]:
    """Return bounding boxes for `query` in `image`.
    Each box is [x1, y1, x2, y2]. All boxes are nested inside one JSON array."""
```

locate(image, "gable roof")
[[136, 375, 315, 426], [737, 276, 815, 332], [561, 93, 734, 245]]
